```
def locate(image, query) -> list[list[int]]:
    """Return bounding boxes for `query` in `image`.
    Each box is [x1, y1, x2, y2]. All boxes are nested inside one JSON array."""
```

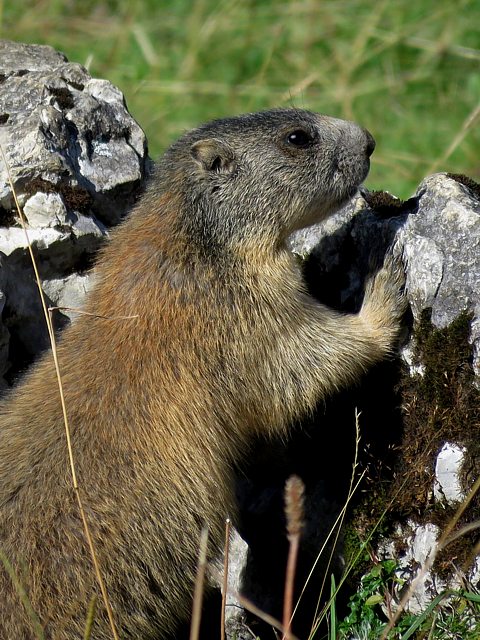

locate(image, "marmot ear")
[[190, 138, 236, 174]]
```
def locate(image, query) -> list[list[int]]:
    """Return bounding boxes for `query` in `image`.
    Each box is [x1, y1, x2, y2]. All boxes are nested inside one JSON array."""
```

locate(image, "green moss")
[[405, 310, 480, 477], [414, 309, 475, 409], [346, 310, 479, 586], [392, 310, 480, 574]]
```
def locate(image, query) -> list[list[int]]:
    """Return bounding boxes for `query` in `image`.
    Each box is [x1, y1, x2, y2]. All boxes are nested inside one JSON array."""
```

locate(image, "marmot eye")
[[285, 129, 314, 148]]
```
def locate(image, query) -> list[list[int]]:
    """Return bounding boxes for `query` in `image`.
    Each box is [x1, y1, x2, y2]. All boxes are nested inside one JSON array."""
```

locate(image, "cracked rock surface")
[[0, 40, 150, 381]]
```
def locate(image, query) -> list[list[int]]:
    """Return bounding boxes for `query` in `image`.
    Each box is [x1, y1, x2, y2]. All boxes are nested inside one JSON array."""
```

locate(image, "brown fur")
[[0, 109, 405, 638]]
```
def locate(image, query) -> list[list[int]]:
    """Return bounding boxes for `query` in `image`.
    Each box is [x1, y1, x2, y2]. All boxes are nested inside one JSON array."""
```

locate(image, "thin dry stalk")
[[48, 305, 138, 320], [280, 72, 320, 103], [205, 562, 300, 640], [283, 475, 305, 640], [405, 36, 480, 61], [220, 518, 231, 640], [464, 535, 480, 575], [309, 409, 363, 637], [0, 142, 119, 640], [237, 593, 300, 640], [189, 527, 209, 640], [131, 24, 159, 66]]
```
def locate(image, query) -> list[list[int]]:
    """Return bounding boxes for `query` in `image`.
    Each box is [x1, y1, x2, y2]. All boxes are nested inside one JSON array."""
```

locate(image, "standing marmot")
[[0, 108, 405, 638]]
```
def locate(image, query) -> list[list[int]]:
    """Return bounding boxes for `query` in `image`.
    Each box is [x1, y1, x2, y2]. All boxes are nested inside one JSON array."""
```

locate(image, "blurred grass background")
[[1, 0, 479, 198]]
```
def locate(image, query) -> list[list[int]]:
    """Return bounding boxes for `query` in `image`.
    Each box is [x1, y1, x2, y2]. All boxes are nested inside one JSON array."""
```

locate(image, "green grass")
[[1, 0, 479, 198]]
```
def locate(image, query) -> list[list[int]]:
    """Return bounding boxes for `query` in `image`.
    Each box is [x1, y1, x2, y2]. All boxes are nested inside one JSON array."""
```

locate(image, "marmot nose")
[[364, 129, 376, 157]]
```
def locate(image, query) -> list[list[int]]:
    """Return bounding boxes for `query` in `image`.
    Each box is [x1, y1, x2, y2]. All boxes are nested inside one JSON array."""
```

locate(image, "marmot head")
[[154, 109, 374, 257]]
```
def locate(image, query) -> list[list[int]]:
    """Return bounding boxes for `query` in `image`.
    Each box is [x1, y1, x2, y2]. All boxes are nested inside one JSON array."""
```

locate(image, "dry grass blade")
[[221, 518, 231, 640], [283, 475, 305, 640], [207, 552, 300, 640], [189, 526, 209, 640], [237, 593, 300, 640], [0, 142, 119, 640], [405, 36, 480, 61], [131, 24, 159, 66], [48, 305, 139, 320]]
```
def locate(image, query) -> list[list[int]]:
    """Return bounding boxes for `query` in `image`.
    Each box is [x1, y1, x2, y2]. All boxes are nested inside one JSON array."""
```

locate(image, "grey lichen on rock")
[[0, 39, 151, 381], [398, 174, 480, 375], [0, 39, 149, 225]]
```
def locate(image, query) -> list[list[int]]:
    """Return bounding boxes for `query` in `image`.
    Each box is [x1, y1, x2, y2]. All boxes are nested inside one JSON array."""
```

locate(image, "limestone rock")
[[378, 518, 480, 616], [0, 39, 149, 225], [0, 40, 150, 381], [42, 273, 96, 321], [398, 174, 480, 376], [434, 442, 468, 505]]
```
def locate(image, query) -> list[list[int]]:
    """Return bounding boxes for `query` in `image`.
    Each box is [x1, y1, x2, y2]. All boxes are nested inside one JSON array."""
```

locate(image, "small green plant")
[[338, 558, 402, 639], [336, 557, 480, 640]]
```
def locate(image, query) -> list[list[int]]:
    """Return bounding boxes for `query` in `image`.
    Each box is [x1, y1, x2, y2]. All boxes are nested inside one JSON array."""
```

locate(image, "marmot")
[[0, 108, 405, 639]]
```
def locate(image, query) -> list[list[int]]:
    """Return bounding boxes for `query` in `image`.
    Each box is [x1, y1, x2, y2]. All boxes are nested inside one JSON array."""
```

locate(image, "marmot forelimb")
[[0, 109, 405, 638]]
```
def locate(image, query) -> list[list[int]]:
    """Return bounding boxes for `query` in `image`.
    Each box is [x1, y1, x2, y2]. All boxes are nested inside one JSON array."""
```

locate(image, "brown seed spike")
[[284, 475, 305, 540]]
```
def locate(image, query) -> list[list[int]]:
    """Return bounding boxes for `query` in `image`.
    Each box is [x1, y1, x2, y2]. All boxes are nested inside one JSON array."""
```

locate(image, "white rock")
[[85, 78, 125, 105], [410, 522, 439, 565], [71, 212, 106, 239], [224, 528, 248, 620], [288, 192, 364, 258], [0, 226, 66, 255], [434, 442, 467, 504], [401, 342, 425, 376], [401, 235, 444, 322], [23, 192, 68, 228], [393, 522, 445, 615]]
